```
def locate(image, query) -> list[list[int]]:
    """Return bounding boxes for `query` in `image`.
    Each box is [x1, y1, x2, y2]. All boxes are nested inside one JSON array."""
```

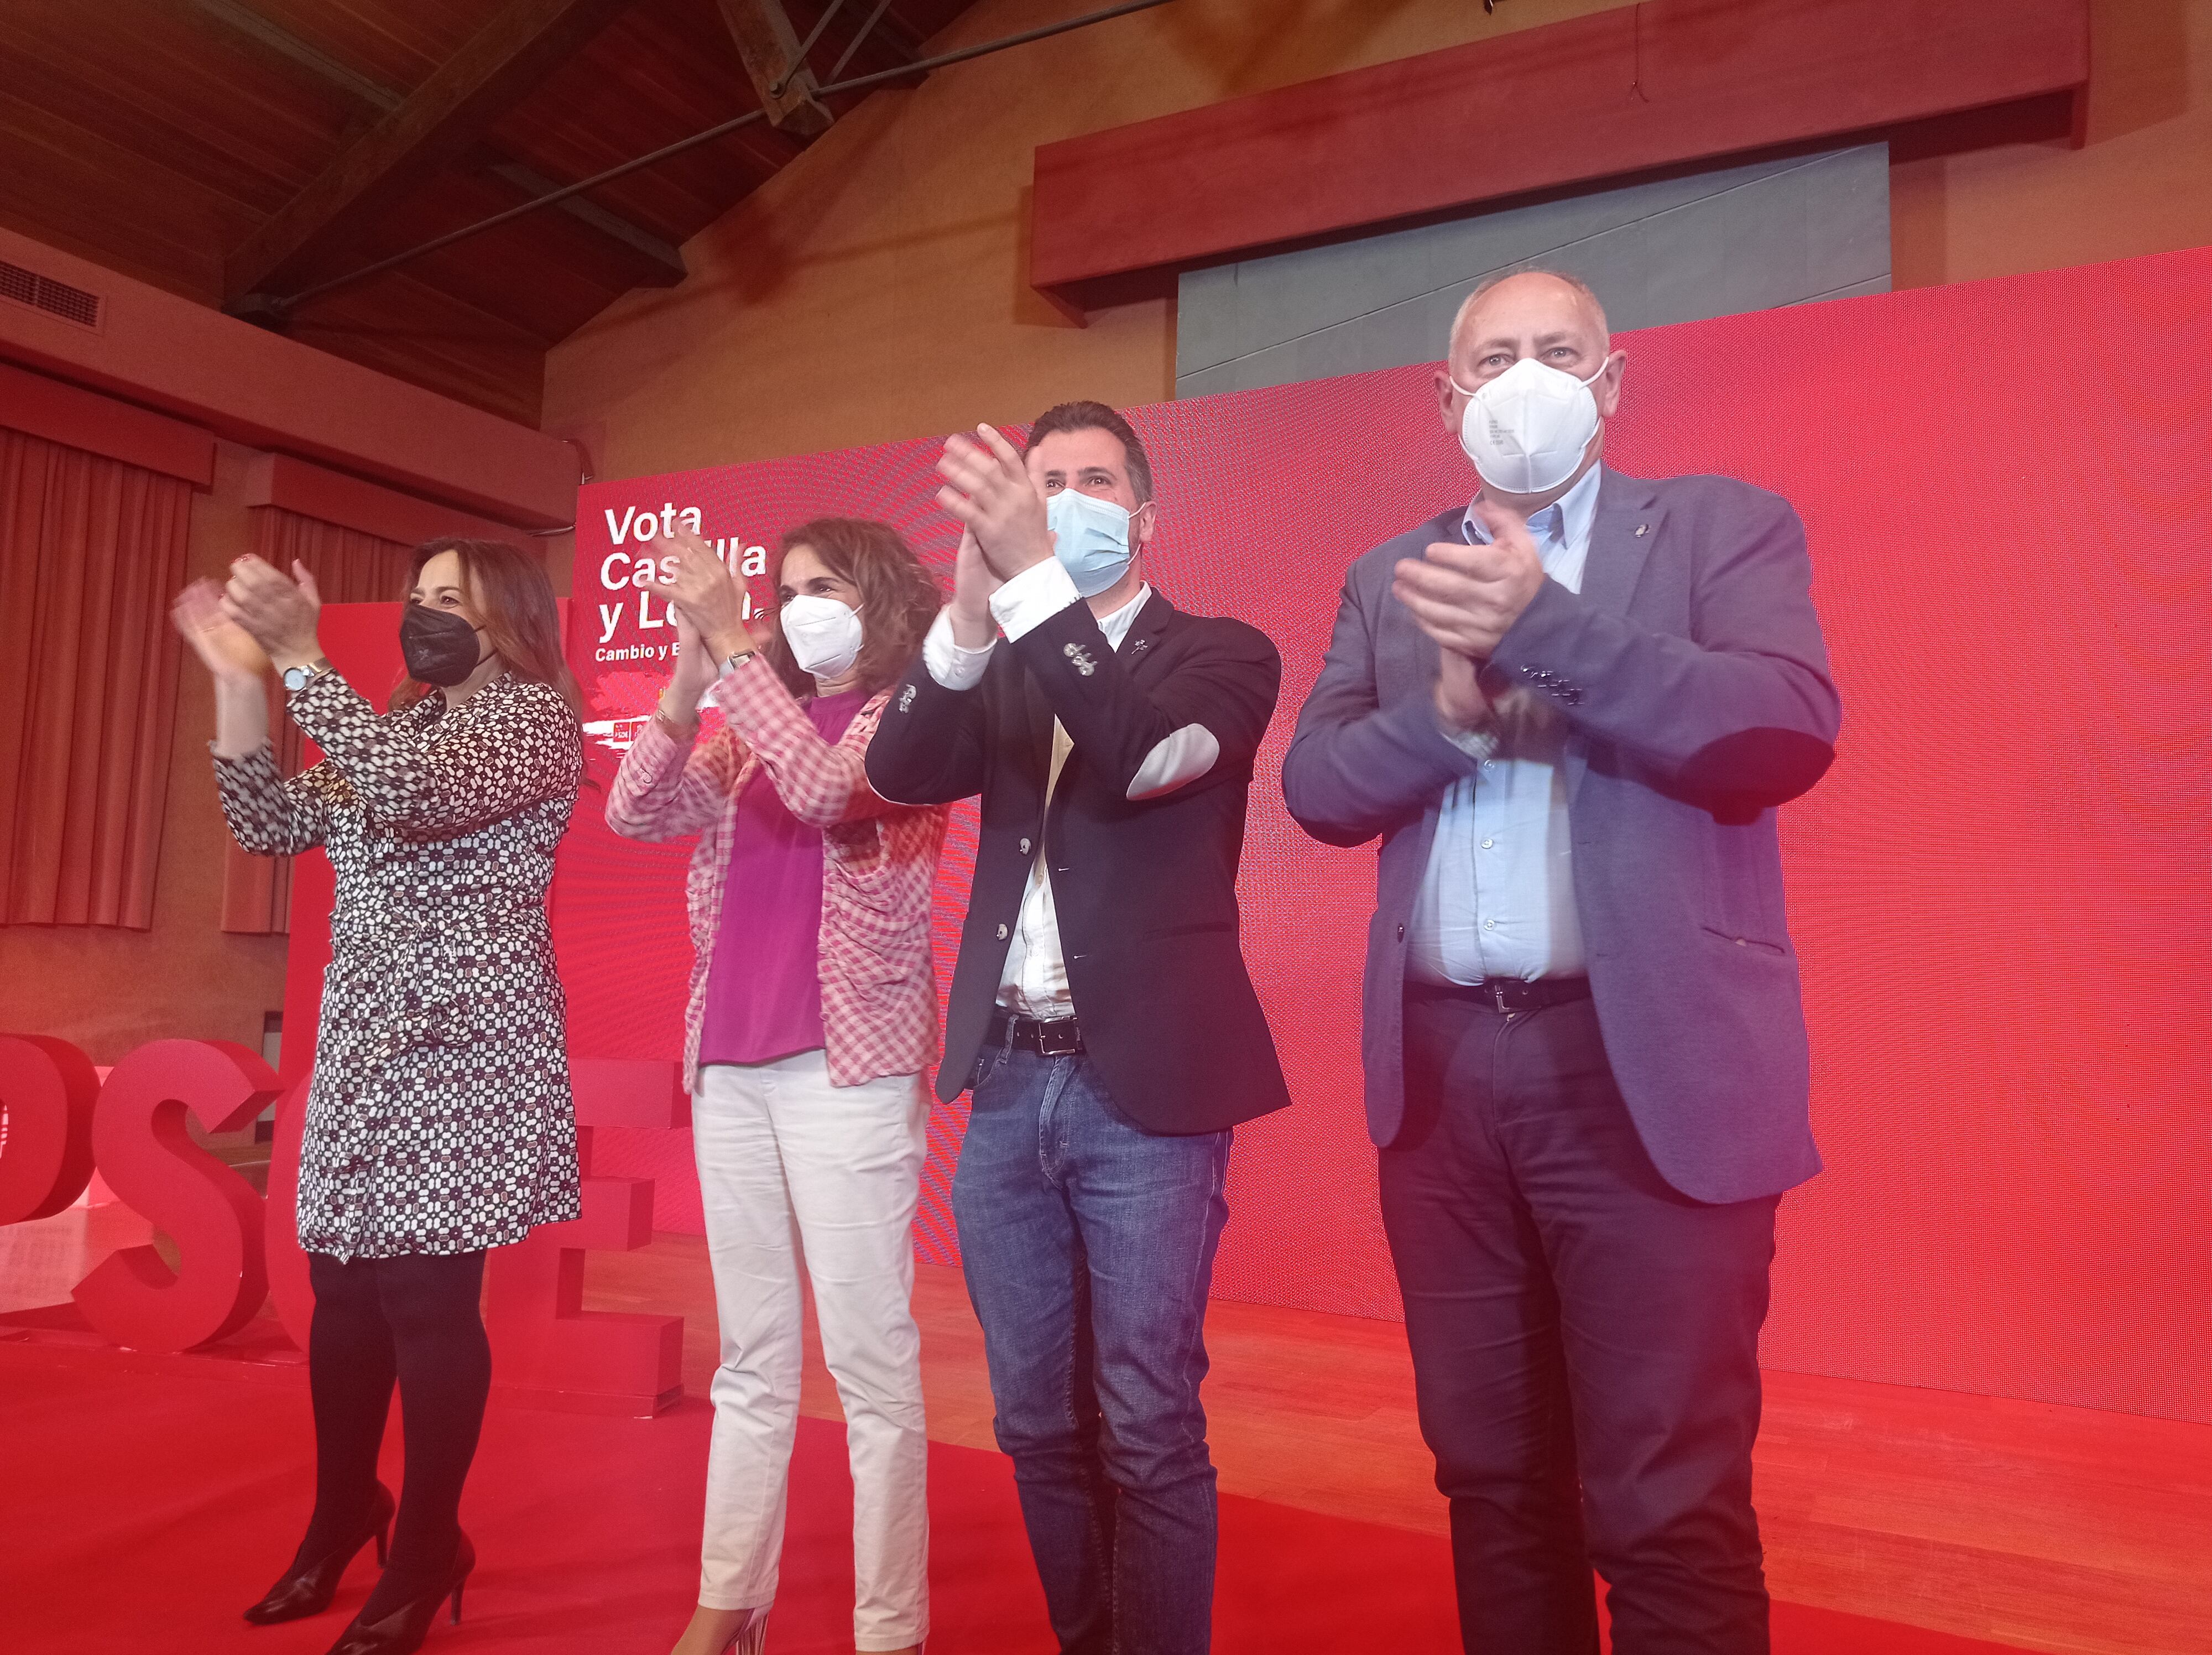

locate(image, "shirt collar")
[[1093, 580, 1154, 649], [1462, 462, 1604, 566]]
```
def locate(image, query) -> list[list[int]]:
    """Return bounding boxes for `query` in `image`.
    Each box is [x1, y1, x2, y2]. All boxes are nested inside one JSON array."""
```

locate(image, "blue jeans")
[[952, 1042, 1232, 1655]]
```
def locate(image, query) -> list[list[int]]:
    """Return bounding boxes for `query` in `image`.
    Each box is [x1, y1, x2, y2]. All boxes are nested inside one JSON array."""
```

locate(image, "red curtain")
[[218, 509, 412, 934], [0, 429, 192, 929]]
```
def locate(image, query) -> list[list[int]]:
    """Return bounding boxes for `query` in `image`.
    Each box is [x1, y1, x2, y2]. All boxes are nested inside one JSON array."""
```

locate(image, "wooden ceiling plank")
[[714, 0, 833, 137], [284, 267, 552, 425], [0, 11, 346, 213], [482, 161, 684, 284], [0, 97, 261, 301], [353, 170, 663, 336], [223, 0, 636, 306], [184, 0, 399, 110], [189, 0, 682, 284]]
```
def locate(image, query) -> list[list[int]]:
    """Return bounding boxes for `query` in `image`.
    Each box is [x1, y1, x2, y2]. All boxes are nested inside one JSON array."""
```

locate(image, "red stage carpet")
[[1, 1340, 2027, 1654]]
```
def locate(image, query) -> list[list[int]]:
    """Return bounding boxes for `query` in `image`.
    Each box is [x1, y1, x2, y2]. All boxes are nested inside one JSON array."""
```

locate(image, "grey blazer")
[[1281, 468, 1841, 1205]]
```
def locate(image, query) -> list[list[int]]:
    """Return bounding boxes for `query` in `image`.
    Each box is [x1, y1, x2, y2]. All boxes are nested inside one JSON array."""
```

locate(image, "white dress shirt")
[[920, 555, 1220, 1018], [1406, 462, 1604, 985]]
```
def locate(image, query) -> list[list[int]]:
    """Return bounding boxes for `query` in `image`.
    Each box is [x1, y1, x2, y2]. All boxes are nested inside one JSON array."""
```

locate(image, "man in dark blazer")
[[1283, 272, 1841, 1655], [867, 401, 1290, 1655]]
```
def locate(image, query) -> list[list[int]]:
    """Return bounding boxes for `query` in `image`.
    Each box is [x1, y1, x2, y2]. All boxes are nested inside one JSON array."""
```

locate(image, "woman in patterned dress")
[[608, 520, 947, 1655], [172, 538, 583, 1655]]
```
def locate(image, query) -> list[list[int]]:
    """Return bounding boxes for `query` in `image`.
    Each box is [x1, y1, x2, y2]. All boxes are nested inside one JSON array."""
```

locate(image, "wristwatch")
[[280, 659, 332, 694], [721, 648, 756, 675]]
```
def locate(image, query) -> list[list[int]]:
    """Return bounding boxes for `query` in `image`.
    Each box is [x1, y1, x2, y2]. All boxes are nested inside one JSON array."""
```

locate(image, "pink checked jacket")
[[605, 657, 949, 1093]]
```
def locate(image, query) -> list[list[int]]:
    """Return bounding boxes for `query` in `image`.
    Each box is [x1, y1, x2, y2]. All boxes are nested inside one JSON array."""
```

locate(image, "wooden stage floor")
[[588, 1235, 2208, 1655], [3, 1211, 2201, 1653]]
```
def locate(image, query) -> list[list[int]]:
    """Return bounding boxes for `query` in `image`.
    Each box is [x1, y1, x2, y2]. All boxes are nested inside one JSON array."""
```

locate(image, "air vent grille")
[[0, 259, 103, 330]]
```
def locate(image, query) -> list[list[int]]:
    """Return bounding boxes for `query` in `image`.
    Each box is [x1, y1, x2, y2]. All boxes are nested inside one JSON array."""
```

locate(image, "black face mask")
[[400, 603, 486, 686]]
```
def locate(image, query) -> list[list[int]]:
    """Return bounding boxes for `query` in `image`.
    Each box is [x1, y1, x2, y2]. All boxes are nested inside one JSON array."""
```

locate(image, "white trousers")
[[693, 1052, 930, 1650]]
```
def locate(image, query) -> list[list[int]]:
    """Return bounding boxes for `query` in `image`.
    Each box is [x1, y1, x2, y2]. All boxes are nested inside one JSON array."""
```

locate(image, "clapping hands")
[[936, 424, 1052, 582], [641, 526, 772, 664], [1393, 497, 1546, 663]]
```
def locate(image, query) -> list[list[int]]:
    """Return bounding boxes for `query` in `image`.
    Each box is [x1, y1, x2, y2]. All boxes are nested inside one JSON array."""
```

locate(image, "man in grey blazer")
[[1283, 270, 1840, 1655]]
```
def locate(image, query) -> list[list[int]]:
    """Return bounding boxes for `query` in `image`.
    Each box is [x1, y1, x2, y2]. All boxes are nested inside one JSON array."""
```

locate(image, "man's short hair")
[[1448, 268, 1611, 357], [1025, 400, 1155, 503]]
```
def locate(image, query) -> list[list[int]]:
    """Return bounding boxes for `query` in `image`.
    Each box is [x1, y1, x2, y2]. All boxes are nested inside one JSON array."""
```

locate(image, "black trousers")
[[1379, 987, 1778, 1655], [301, 1250, 491, 1605]]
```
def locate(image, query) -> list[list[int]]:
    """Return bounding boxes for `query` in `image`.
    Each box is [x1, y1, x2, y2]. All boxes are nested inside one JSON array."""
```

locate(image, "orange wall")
[[1892, 0, 2212, 286], [0, 441, 289, 1064], [544, 0, 2212, 478]]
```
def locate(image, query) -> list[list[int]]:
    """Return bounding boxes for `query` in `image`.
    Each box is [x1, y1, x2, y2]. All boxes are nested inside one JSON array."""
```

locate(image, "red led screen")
[[328, 248, 2211, 1422]]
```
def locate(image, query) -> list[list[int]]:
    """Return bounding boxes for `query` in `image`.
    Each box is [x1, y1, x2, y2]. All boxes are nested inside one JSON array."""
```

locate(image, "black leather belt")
[[1411, 976, 1592, 1015], [987, 1011, 1086, 1057]]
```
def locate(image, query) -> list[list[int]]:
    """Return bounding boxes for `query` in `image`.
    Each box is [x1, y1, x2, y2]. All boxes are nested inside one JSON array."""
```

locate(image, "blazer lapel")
[[1380, 508, 1461, 706], [1564, 469, 1662, 803]]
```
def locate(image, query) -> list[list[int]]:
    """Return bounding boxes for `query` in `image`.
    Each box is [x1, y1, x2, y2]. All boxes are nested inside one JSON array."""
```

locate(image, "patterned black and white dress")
[[213, 669, 585, 1260]]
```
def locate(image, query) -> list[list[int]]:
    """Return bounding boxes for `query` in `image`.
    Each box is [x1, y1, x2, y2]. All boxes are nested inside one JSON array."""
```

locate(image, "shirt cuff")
[[988, 557, 1081, 642], [922, 606, 995, 691], [1437, 710, 1501, 762]]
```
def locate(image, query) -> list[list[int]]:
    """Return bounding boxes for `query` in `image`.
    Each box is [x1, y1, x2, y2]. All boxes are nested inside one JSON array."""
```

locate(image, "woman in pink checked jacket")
[[607, 518, 948, 1655]]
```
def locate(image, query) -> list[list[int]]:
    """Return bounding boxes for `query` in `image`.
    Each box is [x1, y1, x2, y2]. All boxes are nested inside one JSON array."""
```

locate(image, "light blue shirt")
[[1406, 463, 1604, 984]]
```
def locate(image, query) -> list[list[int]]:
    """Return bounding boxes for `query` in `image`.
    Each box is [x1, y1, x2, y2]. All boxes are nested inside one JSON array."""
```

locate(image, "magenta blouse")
[[694, 687, 868, 1067]]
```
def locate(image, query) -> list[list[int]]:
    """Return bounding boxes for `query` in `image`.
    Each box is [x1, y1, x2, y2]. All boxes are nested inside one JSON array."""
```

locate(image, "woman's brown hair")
[[759, 518, 943, 699], [390, 537, 583, 717]]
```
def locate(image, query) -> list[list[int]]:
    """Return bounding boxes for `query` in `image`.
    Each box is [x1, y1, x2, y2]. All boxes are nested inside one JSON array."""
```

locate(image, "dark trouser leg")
[[953, 1047, 1112, 1655], [1057, 1059, 1229, 1655], [300, 1251, 398, 1566], [1380, 990, 1599, 1655], [360, 1250, 491, 1620], [1502, 1001, 1776, 1655]]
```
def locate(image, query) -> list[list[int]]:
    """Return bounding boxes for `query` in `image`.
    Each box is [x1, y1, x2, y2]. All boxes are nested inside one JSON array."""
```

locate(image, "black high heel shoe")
[[243, 1484, 397, 1625], [321, 1533, 475, 1655]]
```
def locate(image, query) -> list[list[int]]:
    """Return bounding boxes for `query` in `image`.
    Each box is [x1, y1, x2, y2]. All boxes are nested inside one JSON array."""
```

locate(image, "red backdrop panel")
[[435, 248, 2203, 1424]]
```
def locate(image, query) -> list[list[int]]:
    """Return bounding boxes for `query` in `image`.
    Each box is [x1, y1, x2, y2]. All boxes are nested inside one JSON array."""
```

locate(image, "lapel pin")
[[1635, 523, 1649, 537]]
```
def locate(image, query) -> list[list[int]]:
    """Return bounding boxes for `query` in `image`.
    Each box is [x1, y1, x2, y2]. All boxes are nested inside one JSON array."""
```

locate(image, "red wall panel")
[[278, 248, 2209, 1423]]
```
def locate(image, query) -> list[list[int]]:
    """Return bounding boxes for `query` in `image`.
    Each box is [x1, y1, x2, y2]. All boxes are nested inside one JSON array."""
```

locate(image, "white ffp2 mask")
[[780, 595, 864, 680], [1454, 356, 1608, 496]]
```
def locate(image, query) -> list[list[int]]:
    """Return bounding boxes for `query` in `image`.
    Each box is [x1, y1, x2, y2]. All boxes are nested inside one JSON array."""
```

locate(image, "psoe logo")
[[581, 715, 652, 756]]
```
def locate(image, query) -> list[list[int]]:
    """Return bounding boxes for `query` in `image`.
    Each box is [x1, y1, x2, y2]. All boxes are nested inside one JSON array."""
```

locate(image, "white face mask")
[[1045, 487, 1140, 598], [1453, 355, 1608, 496], [780, 594, 864, 680]]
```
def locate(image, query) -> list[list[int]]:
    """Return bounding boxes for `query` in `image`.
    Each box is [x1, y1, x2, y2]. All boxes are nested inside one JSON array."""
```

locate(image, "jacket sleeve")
[[714, 657, 904, 826], [1281, 568, 1486, 847], [604, 707, 735, 844], [1488, 491, 1840, 810], [863, 647, 992, 807], [1007, 602, 1280, 800], [211, 743, 332, 856], [289, 671, 582, 841]]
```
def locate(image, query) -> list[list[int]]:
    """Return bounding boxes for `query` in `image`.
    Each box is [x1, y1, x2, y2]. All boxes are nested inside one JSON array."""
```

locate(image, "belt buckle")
[[1036, 1018, 1082, 1057], [1489, 980, 1517, 1017]]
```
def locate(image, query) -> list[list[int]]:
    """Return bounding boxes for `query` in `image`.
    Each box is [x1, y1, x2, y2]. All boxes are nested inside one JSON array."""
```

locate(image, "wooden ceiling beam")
[[187, 0, 684, 281], [856, 4, 927, 69], [714, 0, 834, 137], [222, 0, 637, 306]]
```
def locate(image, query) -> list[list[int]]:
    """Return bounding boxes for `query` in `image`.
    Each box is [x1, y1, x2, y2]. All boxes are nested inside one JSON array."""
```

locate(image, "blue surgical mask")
[[1045, 488, 1140, 597]]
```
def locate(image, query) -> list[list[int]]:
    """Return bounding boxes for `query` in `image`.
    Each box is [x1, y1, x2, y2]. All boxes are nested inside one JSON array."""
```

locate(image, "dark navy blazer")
[[1282, 469, 1841, 1204], [867, 589, 1292, 1136]]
